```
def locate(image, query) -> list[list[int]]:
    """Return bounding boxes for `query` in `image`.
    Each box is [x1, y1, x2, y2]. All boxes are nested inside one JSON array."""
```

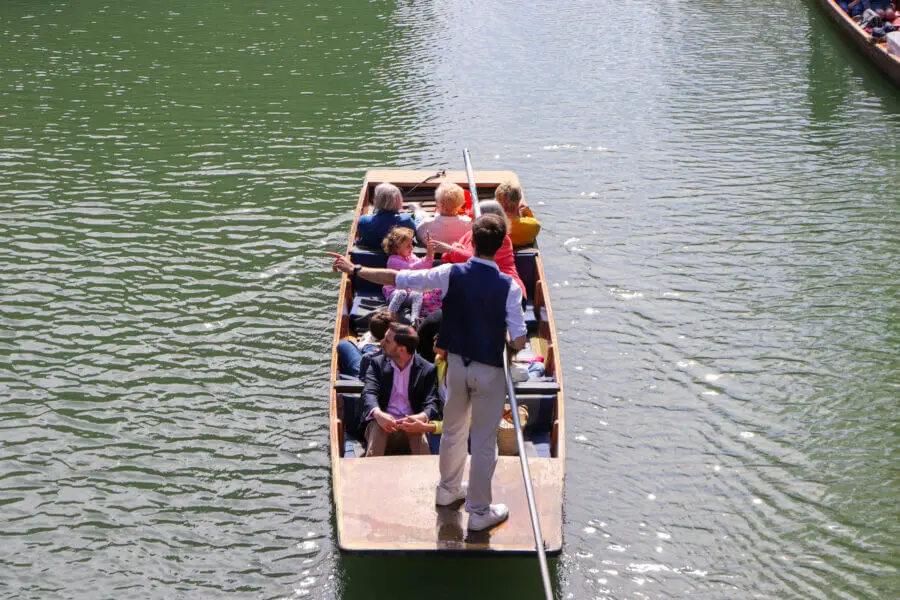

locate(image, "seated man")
[[495, 180, 541, 247], [336, 308, 394, 379], [360, 323, 441, 457], [415, 182, 472, 244]]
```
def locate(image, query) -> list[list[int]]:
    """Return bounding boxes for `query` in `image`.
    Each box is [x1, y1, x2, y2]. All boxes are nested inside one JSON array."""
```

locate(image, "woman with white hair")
[[356, 182, 417, 248], [414, 182, 472, 244]]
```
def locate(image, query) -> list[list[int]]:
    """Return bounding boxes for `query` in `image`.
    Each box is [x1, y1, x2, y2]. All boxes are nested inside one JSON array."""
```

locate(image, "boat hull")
[[819, 0, 900, 86]]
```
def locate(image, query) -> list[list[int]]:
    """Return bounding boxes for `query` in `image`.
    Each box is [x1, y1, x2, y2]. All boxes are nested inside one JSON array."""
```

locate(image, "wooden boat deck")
[[337, 455, 563, 554]]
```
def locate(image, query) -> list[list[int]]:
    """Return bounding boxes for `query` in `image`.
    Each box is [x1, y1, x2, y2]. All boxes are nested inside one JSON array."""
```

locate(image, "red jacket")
[[443, 232, 528, 300]]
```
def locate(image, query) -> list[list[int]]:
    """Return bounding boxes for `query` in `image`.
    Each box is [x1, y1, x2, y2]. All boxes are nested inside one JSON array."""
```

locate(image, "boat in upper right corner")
[[818, 0, 900, 85]]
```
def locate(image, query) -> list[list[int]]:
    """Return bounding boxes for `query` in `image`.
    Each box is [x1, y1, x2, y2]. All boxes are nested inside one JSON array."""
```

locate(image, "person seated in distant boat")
[[414, 182, 473, 244], [355, 182, 417, 248], [841, 0, 866, 17], [359, 323, 442, 457], [430, 200, 527, 300], [495, 180, 541, 247], [336, 308, 394, 379], [842, 0, 892, 18]]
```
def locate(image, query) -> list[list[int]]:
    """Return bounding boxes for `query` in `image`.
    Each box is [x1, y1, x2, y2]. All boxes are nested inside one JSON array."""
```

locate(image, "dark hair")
[[471, 213, 507, 257], [368, 308, 394, 341], [389, 322, 419, 354]]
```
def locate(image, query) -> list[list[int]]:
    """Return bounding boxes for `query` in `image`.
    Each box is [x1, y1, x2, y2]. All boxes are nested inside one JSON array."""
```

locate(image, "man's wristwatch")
[[352, 265, 362, 278]]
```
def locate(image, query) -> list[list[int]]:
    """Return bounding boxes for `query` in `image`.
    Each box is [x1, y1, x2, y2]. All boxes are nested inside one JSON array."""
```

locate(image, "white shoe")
[[467, 504, 509, 531], [435, 483, 468, 506]]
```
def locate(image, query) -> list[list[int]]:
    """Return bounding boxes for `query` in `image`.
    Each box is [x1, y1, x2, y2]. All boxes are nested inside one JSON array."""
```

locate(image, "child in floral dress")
[[381, 227, 441, 326]]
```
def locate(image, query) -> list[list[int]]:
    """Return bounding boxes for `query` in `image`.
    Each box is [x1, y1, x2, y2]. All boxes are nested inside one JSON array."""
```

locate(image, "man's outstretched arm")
[[327, 252, 398, 286]]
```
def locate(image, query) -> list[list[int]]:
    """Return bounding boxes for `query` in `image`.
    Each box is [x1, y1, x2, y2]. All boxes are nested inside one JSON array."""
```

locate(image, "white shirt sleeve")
[[506, 281, 528, 339], [396, 263, 453, 294], [506, 281, 527, 340], [399, 262, 526, 339]]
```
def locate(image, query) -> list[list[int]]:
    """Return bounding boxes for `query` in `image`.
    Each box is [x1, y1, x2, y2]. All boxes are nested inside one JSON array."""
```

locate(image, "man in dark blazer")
[[360, 323, 442, 457]]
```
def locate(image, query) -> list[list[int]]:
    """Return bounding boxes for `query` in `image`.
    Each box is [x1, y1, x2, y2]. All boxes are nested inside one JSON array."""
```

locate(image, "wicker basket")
[[497, 403, 529, 456]]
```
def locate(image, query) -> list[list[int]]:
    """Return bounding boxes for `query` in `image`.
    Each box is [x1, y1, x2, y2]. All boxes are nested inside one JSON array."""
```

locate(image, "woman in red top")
[[430, 200, 527, 300]]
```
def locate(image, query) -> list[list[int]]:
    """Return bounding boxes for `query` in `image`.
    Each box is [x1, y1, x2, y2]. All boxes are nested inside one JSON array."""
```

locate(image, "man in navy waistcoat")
[[330, 213, 527, 531]]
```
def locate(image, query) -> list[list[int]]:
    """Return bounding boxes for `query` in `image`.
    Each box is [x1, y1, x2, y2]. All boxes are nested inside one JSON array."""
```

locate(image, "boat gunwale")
[[818, 0, 900, 85]]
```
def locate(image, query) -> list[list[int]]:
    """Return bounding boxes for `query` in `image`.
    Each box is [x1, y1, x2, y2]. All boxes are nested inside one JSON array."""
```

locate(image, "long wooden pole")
[[463, 148, 553, 600]]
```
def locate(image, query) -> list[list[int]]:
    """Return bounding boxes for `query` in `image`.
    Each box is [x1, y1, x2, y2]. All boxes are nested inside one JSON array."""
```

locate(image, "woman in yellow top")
[[495, 180, 541, 247]]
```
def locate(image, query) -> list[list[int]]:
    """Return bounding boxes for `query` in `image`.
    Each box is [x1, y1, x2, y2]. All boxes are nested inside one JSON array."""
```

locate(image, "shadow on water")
[[338, 553, 561, 600]]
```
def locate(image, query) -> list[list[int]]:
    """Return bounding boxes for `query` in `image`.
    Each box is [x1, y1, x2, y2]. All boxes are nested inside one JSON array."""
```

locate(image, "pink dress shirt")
[[385, 358, 413, 419]]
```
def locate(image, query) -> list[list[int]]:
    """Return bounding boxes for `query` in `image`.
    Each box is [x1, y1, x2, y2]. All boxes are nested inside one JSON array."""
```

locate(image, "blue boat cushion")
[[528, 432, 552, 458], [350, 293, 388, 334], [514, 250, 537, 300], [514, 250, 539, 332], [349, 248, 389, 296]]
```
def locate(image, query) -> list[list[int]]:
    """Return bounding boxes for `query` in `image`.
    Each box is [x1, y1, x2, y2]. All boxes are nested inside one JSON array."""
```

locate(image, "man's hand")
[[518, 200, 530, 217], [508, 334, 526, 353], [396, 413, 433, 433], [373, 408, 398, 433], [327, 251, 355, 275]]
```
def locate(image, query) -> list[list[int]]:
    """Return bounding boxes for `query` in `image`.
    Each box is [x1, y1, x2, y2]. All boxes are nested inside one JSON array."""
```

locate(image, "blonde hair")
[[494, 180, 523, 215], [372, 182, 403, 212], [382, 226, 414, 255], [435, 183, 465, 215]]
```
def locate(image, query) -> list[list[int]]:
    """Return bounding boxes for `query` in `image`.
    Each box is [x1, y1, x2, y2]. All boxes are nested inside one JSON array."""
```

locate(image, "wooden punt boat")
[[328, 169, 565, 554], [818, 0, 900, 86]]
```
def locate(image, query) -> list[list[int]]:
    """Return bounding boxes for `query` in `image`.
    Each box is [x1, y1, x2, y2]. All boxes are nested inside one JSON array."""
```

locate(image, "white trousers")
[[437, 353, 507, 515]]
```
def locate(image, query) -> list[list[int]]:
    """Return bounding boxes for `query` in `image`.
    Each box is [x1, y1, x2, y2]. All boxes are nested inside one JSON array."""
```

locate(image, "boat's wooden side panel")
[[533, 256, 566, 466], [820, 0, 900, 86], [337, 456, 563, 554]]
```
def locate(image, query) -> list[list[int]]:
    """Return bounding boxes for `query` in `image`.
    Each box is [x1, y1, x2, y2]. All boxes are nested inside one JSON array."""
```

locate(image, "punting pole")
[[463, 148, 554, 600]]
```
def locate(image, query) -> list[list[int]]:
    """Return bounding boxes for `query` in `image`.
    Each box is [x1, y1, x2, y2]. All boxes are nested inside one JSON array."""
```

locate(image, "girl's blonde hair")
[[494, 180, 523, 214], [382, 226, 414, 255]]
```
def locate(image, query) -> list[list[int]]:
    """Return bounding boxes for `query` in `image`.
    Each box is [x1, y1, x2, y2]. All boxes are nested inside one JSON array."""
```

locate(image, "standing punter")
[[329, 213, 526, 531]]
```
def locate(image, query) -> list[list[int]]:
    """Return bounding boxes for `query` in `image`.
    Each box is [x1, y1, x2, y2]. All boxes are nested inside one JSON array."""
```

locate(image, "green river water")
[[1, 0, 898, 598]]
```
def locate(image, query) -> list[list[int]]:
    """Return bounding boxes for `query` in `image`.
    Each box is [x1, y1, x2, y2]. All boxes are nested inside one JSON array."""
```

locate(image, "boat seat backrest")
[[349, 248, 389, 295], [350, 293, 388, 334], [339, 393, 365, 440], [516, 394, 557, 435], [514, 250, 538, 301]]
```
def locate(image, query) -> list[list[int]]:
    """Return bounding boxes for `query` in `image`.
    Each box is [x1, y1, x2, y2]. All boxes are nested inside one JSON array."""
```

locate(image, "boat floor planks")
[[337, 456, 563, 554]]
